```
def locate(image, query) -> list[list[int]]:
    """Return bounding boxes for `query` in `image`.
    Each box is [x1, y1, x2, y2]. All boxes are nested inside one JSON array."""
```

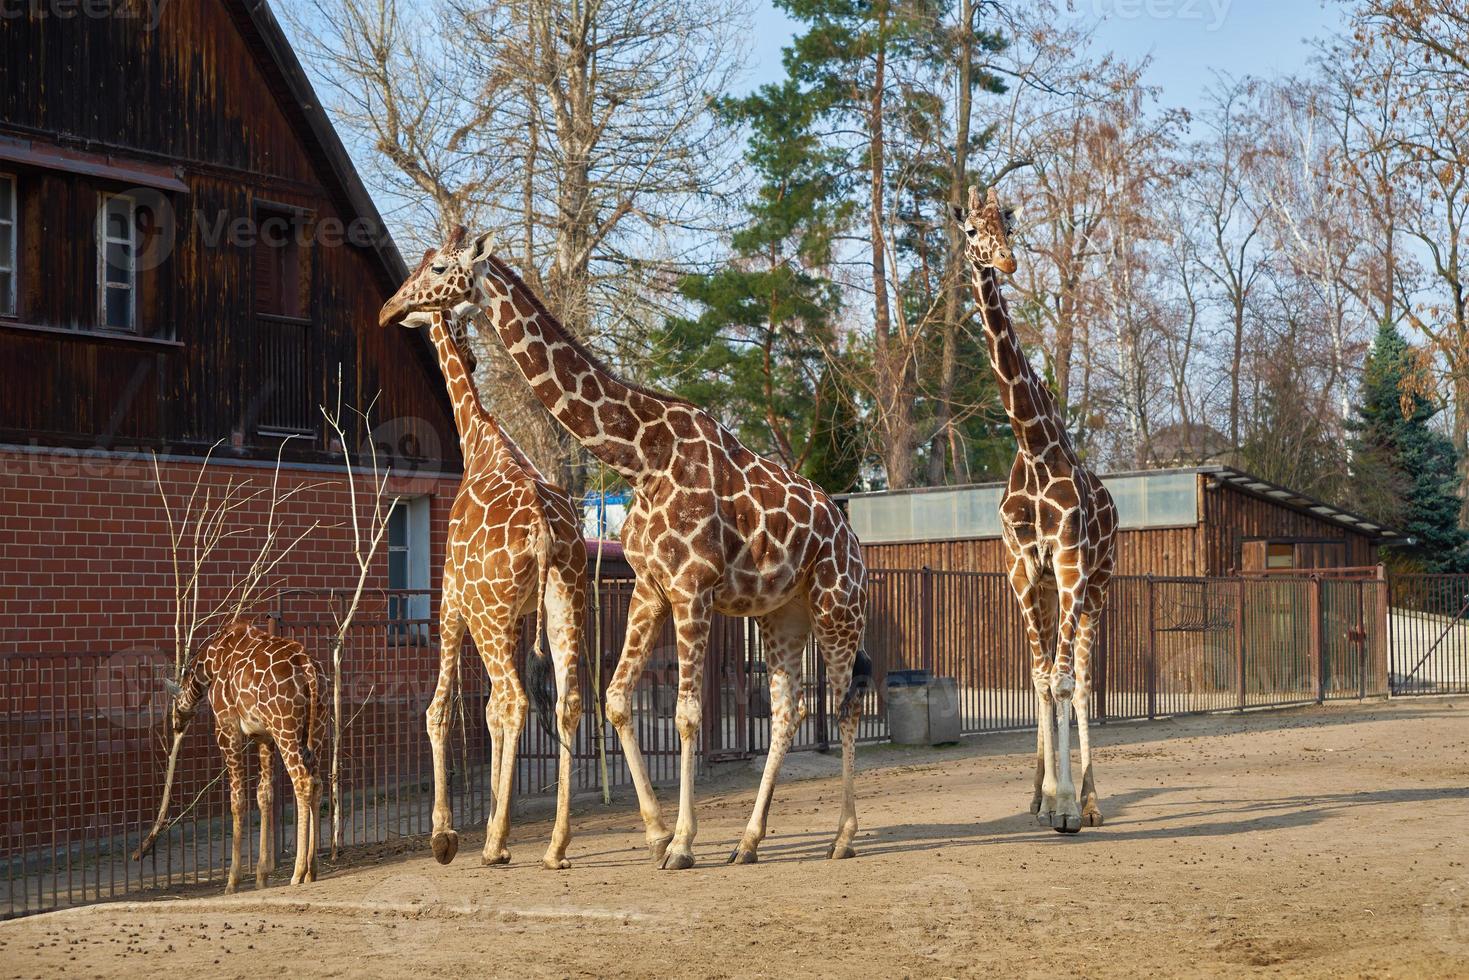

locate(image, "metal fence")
[[1387, 574, 1469, 695], [2, 570, 1394, 919]]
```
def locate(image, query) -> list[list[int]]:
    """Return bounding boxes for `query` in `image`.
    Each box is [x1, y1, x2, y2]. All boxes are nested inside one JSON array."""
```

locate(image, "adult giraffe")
[[398, 288, 585, 870], [952, 186, 1117, 833], [380, 230, 869, 870]]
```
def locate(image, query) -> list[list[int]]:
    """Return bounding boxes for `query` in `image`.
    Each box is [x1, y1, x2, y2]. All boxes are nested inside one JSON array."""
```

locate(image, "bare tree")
[[319, 372, 399, 858]]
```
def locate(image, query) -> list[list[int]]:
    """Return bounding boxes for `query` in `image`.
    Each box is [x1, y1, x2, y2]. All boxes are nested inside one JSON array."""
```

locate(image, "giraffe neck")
[[972, 264, 1071, 460], [470, 256, 661, 480], [427, 314, 492, 464], [177, 645, 215, 717]]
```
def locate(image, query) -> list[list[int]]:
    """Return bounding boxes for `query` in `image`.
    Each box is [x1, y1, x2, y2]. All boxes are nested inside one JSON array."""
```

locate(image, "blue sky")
[[741, 0, 1347, 112]]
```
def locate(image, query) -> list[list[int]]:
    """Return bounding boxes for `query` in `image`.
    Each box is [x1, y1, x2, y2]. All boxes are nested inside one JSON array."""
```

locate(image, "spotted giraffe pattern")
[[394, 276, 586, 871], [953, 186, 1119, 834], [380, 229, 868, 870], [172, 619, 323, 891]]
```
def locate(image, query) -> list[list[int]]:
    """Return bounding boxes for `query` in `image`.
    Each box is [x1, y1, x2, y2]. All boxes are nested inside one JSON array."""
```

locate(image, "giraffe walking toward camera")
[[396, 284, 586, 869], [169, 619, 322, 892], [380, 230, 868, 870], [952, 186, 1118, 833]]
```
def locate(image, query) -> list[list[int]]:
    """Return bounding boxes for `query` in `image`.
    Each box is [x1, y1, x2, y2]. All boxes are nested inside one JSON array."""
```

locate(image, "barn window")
[[252, 203, 314, 434], [1265, 543, 1294, 570], [97, 192, 137, 331], [0, 173, 15, 317]]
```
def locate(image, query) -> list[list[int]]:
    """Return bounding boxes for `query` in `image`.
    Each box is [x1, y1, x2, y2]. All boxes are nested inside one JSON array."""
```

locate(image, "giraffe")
[[395, 281, 586, 870], [166, 619, 322, 892], [951, 186, 1118, 833], [379, 230, 869, 870]]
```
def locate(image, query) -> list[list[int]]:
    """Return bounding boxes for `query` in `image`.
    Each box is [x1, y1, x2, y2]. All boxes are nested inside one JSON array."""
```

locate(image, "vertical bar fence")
[[2, 569, 1413, 919]]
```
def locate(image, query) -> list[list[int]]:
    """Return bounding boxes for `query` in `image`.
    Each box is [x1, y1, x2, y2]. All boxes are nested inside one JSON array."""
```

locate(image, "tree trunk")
[[929, 0, 975, 488]]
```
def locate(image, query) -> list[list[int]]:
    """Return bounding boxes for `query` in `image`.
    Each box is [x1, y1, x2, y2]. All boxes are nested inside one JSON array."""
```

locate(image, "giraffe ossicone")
[[953, 186, 1118, 834], [380, 230, 870, 870]]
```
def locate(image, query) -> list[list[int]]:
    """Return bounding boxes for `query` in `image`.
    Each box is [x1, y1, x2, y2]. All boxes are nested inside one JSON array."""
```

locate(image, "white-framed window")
[[98, 192, 136, 331], [0, 173, 15, 317], [387, 496, 431, 633]]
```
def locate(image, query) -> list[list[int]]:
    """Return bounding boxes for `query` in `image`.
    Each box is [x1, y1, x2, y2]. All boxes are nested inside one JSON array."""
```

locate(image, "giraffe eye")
[[964, 225, 977, 238], [431, 263, 447, 275]]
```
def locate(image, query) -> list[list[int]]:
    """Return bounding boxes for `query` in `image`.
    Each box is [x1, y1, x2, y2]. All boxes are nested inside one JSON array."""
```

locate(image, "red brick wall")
[[0, 448, 460, 655]]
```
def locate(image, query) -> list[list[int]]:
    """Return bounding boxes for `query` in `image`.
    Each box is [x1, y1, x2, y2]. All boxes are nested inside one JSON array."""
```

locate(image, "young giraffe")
[[952, 186, 1118, 833], [380, 230, 869, 870], [396, 284, 586, 870], [168, 619, 322, 892]]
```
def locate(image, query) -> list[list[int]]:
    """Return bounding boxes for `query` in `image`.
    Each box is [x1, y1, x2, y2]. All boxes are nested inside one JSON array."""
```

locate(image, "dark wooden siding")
[[1200, 481, 1377, 573], [0, 0, 458, 471]]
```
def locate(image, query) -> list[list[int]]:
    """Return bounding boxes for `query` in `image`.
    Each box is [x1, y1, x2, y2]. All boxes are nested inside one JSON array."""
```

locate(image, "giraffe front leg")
[[1076, 607, 1103, 828], [660, 591, 711, 872], [1049, 578, 1087, 835], [1030, 722, 1045, 815], [426, 606, 465, 865], [219, 733, 247, 895], [256, 744, 274, 889], [604, 579, 673, 861]]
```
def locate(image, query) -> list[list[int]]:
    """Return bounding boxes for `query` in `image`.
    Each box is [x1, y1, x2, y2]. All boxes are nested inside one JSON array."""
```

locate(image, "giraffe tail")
[[302, 657, 322, 774], [838, 648, 873, 725], [527, 526, 562, 749]]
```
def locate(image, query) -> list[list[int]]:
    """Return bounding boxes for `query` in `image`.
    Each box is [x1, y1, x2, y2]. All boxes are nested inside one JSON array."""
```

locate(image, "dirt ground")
[[3, 698, 1467, 978]]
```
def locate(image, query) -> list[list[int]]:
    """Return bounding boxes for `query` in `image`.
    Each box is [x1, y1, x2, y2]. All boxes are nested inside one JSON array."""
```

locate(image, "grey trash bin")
[[885, 670, 960, 746]]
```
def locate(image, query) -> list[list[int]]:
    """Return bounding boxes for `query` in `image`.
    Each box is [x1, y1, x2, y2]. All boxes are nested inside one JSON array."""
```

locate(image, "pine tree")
[[1350, 322, 1467, 572]]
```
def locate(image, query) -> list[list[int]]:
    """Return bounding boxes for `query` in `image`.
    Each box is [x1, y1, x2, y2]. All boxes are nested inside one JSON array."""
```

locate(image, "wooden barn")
[[0, 0, 463, 654], [843, 466, 1407, 577]]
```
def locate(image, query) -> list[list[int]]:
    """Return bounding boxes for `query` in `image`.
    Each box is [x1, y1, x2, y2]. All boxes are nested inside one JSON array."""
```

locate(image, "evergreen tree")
[[1350, 322, 1468, 572]]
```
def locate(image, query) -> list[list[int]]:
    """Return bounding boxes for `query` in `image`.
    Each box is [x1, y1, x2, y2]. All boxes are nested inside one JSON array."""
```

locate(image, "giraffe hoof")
[[431, 831, 459, 865], [1029, 796, 1043, 815], [827, 843, 857, 860], [1035, 810, 1053, 826], [224, 882, 239, 895], [727, 847, 758, 865], [1051, 812, 1082, 834], [648, 834, 674, 864], [541, 854, 572, 871], [658, 847, 696, 871], [1081, 808, 1104, 828], [482, 848, 511, 866]]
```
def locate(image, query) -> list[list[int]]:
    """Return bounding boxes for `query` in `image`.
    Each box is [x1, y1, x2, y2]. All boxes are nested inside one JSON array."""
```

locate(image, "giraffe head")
[[378, 226, 492, 329], [395, 249, 480, 374], [952, 185, 1018, 275]]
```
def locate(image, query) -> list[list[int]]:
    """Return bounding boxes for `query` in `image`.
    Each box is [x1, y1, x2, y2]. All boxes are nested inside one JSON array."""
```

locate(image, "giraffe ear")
[[950, 205, 967, 225], [469, 231, 495, 265], [162, 677, 182, 698]]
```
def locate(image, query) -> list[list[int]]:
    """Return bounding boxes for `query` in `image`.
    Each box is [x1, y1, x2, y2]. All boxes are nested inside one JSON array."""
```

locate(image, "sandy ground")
[[3, 698, 1467, 979]]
